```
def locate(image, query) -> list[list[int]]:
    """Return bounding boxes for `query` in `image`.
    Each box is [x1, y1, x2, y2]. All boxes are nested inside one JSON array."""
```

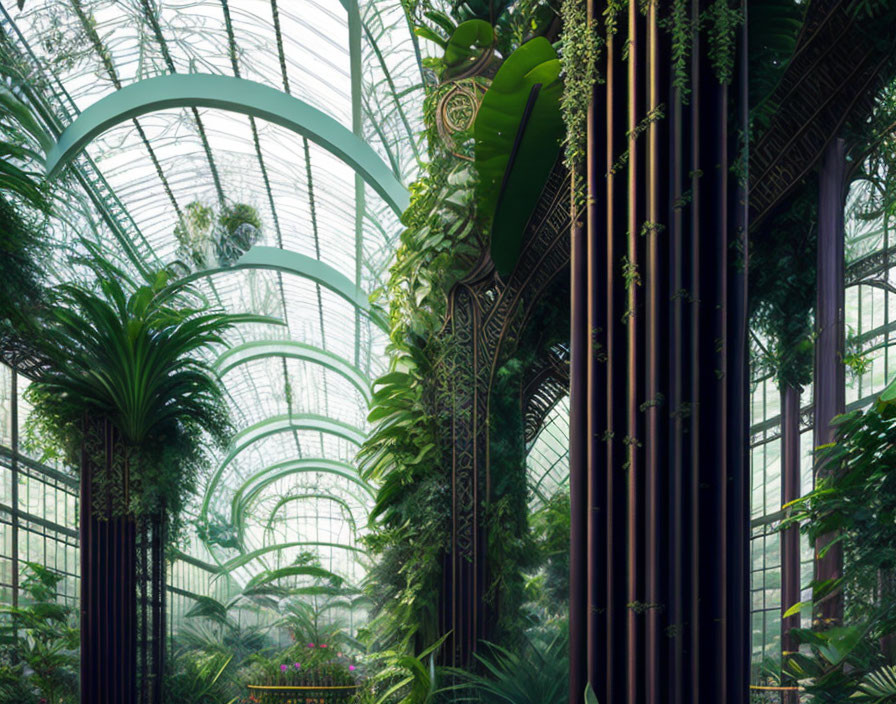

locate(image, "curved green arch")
[[215, 340, 372, 402], [219, 541, 367, 573], [263, 493, 360, 539], [201, 415, 367, 520], [45, 73, 409, 215], [229, 457, 374, 532], [182, 246, 387, 332]]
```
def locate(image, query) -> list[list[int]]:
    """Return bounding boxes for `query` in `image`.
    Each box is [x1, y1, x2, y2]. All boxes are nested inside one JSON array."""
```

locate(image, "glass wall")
[[748, 171, 896, 673]]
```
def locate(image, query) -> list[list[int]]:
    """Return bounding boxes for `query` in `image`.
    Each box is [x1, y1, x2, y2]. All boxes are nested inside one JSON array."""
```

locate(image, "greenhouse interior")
[[0, 0, 895, 703]]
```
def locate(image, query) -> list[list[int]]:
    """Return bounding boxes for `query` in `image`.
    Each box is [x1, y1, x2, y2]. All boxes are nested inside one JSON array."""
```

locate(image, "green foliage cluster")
[[558, 0, 601, 179], [0, 563, 79, 704], [444, 631, 569, 703], [165, 565, 368, 704], [173, 199, 263, 269], [526, 491, 571, 615], [483, 356, 538, 643], [359, 147, 477, 653], [359, 1, 487, 657], [23, 254, 276, 540], [362, 0, 564, 667], [780, 379, 896, 700], [0, 78, 52, 335], [749, 178, 818, 391]]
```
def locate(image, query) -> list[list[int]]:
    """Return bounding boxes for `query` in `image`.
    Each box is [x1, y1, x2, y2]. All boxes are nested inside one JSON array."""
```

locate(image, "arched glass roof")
[[0, 0, 424, 585], [527, 395, 570, 510]]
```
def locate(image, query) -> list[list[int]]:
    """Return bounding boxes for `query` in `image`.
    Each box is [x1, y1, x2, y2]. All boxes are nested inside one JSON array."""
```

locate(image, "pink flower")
[[337, 652, 343, 657], [280, 664, 288, 672], [349, 665, 356, 672], [307, 643, 315, 648], [320, 644, 328, 648], [294, 663, 301, 670]]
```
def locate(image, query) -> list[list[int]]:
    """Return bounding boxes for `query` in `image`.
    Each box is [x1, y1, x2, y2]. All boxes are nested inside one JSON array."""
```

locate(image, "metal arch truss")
[[215, 339, 372, 403], [200, 415, 367, 519], [44, 73, 409, 215], [218, 540, 368, 574], [173, 246, 388, 331]]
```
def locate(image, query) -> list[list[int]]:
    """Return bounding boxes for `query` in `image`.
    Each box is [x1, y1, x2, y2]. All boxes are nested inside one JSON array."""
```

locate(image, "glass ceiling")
[[0, 0, 424, 585]]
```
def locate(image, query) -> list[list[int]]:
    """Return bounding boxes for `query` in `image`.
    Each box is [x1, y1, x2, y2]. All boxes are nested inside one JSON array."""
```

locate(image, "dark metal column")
[[80, 417, 138, 704], [813, 137, 846, 627], [569, 1, 750, 702], [781, 385, 802, 656]]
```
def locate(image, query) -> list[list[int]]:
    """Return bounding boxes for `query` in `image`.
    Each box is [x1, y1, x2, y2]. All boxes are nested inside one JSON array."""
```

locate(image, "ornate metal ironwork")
[[846, 246, 896, 288], [750, 0, 895, 229], [522, 343, 569, 445], [433, 157, 570, 665], [436, 79, 488, 159], [0, 327, 51, 380]]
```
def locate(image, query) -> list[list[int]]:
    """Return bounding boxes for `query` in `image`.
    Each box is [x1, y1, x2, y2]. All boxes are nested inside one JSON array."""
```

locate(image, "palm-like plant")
[[856, 666, 896, 702], [25, 252, 280, 525], [444, 632, 568, 704]]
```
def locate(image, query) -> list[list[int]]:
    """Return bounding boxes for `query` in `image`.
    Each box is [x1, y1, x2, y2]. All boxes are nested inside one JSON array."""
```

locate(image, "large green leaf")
[[443, 20, 494, 80], [474, 37, 564, 276]]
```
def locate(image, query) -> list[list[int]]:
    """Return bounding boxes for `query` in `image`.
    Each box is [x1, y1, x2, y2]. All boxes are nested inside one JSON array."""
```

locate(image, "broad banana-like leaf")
[[474, 37, 563, 276]]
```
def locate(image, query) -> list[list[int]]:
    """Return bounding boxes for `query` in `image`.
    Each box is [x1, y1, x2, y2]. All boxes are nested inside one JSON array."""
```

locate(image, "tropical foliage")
[[24, 252, 278, 533], [360, 0, 566, 657], [780, 377, 896, 700], [445, 631, 569, 703], [0, 74, 52, 330], [165, 564, 368, 704], [0, 563, 79, 704]]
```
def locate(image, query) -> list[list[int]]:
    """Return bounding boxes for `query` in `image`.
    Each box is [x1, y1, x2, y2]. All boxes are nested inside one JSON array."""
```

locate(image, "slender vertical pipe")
[[814, 137, 846, 627], [11, 372, 18, 618], [569, 159, 589, 704], [604, 18, 629, 703], [688, 1, 702, 696], [781, 384, 802, 704], [586, 0, 609, 696], [668, 60, 685, 704], [714, 76, 730, 704], [645, 3, 661, 701], [729, 7, 751, 699], [625, 2, 642, 700]]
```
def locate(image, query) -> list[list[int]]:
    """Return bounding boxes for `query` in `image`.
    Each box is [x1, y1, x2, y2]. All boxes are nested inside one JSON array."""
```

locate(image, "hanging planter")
[[171, 200, 263, 271]]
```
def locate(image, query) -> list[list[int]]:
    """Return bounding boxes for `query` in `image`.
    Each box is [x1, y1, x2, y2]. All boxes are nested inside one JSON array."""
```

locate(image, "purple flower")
[[294, 663, 301, 670], [349, 665, 356, 672], [280, 664, 288, 672], [307, 643, 315, 648]]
